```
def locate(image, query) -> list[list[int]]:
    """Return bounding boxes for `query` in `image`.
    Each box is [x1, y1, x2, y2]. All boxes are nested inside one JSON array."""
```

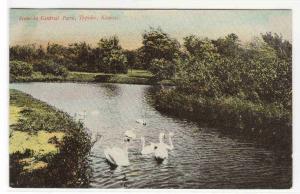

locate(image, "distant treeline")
[[10, 27, 292, 150], [10, 27, 292, 108]]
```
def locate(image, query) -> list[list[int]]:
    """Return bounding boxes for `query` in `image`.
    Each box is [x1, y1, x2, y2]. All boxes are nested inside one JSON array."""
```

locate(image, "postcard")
[[8, 8, 292, 189]]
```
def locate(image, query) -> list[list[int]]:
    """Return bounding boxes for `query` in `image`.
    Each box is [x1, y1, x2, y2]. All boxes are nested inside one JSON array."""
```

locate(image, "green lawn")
[[70, 69, 152, 78], [9, 89, 92, 187], [68, 69, 154, 84], [127, 69, 153, 78], [12, 69, 176, 86]]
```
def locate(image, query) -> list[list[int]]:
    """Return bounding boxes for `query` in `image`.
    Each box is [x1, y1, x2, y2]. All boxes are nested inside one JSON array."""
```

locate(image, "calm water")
[[10, 82, 292, 189]]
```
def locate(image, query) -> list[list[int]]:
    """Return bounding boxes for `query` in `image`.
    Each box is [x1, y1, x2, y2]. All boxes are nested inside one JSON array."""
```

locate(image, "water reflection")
[[98, 83, 121, 98]]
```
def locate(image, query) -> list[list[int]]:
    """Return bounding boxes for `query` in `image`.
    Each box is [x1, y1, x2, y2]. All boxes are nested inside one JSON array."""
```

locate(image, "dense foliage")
[[97, 36, 128, 73], [153, 31, 292, 151], [33, 60, 68, 77], [175, 33, 292, 110], [10, 60, 33, 79], [10, 36, 129, 75]]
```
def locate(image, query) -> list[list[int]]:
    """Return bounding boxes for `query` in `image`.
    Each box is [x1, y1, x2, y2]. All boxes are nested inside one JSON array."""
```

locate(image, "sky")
[[10, 9, 292, 50]]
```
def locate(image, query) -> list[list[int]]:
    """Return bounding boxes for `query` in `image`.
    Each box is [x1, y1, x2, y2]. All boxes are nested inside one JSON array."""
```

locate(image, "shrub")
[[10, 60, 33, 77], [149, 58, 175, 81], [33, 60, 68, 77]]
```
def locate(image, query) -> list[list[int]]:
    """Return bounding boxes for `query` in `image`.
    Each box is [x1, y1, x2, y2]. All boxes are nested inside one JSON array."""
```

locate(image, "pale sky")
[[10, 9, 292, 50]]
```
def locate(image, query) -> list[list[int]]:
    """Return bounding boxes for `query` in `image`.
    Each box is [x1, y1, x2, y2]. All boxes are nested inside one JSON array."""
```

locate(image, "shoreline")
[[9, 89, 92, 188], [153, 89, 292, 154], [10, 70, 175, 86]]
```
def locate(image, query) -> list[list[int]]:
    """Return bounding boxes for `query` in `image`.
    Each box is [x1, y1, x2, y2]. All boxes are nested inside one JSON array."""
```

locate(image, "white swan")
[[136, 119, 146, 125], [153, 132, 174, 163], [104, 142, 130, 167], [141, 136, 155, 155], [103, 130, 136, 167], [124, 129, 137, 139]]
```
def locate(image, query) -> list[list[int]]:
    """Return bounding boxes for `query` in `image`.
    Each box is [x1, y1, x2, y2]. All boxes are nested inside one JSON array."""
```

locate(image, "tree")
[[34, 60, 68, 77], [183, 36, 219, 60], [124, 50, 136, 72], [68, 42, 92, 71], [46, 43, 71, 70], [241, 37, 291, 106], [36, 45, 46, 59], [149, 59, 175, 80], [96, 36, 128, 74], [10, 44, 37, 63], [261, 32, 292, 61], [176, 35, 222, 97], [212, 33, 241, 58], [141, 27, 180, 69]]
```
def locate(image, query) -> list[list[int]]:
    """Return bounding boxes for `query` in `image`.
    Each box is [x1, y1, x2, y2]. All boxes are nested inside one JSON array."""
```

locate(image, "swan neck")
[[169, 136, 174, 149], [159, 136, 164, 143], [124, 142, 129, 153], [141, 138, 145, 148]]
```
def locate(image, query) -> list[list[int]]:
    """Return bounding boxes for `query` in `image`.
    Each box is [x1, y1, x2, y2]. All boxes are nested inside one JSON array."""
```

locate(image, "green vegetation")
[[10, 61, 33, 81], [10, 89, 92, 187], [9, 27, 292, 152], [155, 90, 291, 151], [33, 59, 68, 77], [69, 70, 154, 84], [11, 69, 159, 85], [10, 36, 129, 75], [152, 30, 292, 152]]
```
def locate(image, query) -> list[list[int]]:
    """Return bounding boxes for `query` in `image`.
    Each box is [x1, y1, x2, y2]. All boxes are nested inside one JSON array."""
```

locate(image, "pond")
[[10, 82, 291, 189]]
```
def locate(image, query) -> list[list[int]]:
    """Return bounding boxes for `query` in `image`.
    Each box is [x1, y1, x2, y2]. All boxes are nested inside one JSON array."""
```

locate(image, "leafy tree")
[[36, 45, 46, 59], [68, 42, 92, 71], [46, 43, 68, 58], [261, 32, 292, 60], [33, 60, 68, 77], [183, 36, 219, 60], [10, 60, 33, 77], [176, 36, 222, 97], [45, 43, 72, 70], [141, 27, 180, 69], [149, 59, 175, 80], [10, 44, 37, 63], [96, 36, 128, 74], [124, 50, 136, 72], [212, 33, 241, 58]]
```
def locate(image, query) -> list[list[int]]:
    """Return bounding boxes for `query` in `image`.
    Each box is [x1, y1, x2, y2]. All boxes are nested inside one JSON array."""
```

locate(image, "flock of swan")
[[97, 129, 174, 167]]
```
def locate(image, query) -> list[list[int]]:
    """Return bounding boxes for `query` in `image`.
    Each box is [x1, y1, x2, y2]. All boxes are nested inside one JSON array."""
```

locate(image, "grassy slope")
[[9, 89, 92, 188]]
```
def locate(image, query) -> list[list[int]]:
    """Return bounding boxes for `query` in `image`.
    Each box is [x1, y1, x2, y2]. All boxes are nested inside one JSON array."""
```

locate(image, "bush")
[[149, 58, 175, 81], [33, 60, 68, 77], [10, 60, 33, 77]]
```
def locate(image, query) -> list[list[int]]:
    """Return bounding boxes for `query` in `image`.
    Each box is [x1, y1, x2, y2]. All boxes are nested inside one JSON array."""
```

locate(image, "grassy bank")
[[11, 69, 175, 85], [11, 69, 171, 85], [154, 89, 292, 153], [9, 89, 92, 188]]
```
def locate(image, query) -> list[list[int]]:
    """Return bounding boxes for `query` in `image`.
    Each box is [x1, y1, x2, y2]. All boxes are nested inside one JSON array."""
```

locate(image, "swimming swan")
[[153, 132, 174, 163], [141, 136, 155, 155], [124, 129, 137, 139], [103, 130, 136, 167], [136, 119, 146, 125]]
